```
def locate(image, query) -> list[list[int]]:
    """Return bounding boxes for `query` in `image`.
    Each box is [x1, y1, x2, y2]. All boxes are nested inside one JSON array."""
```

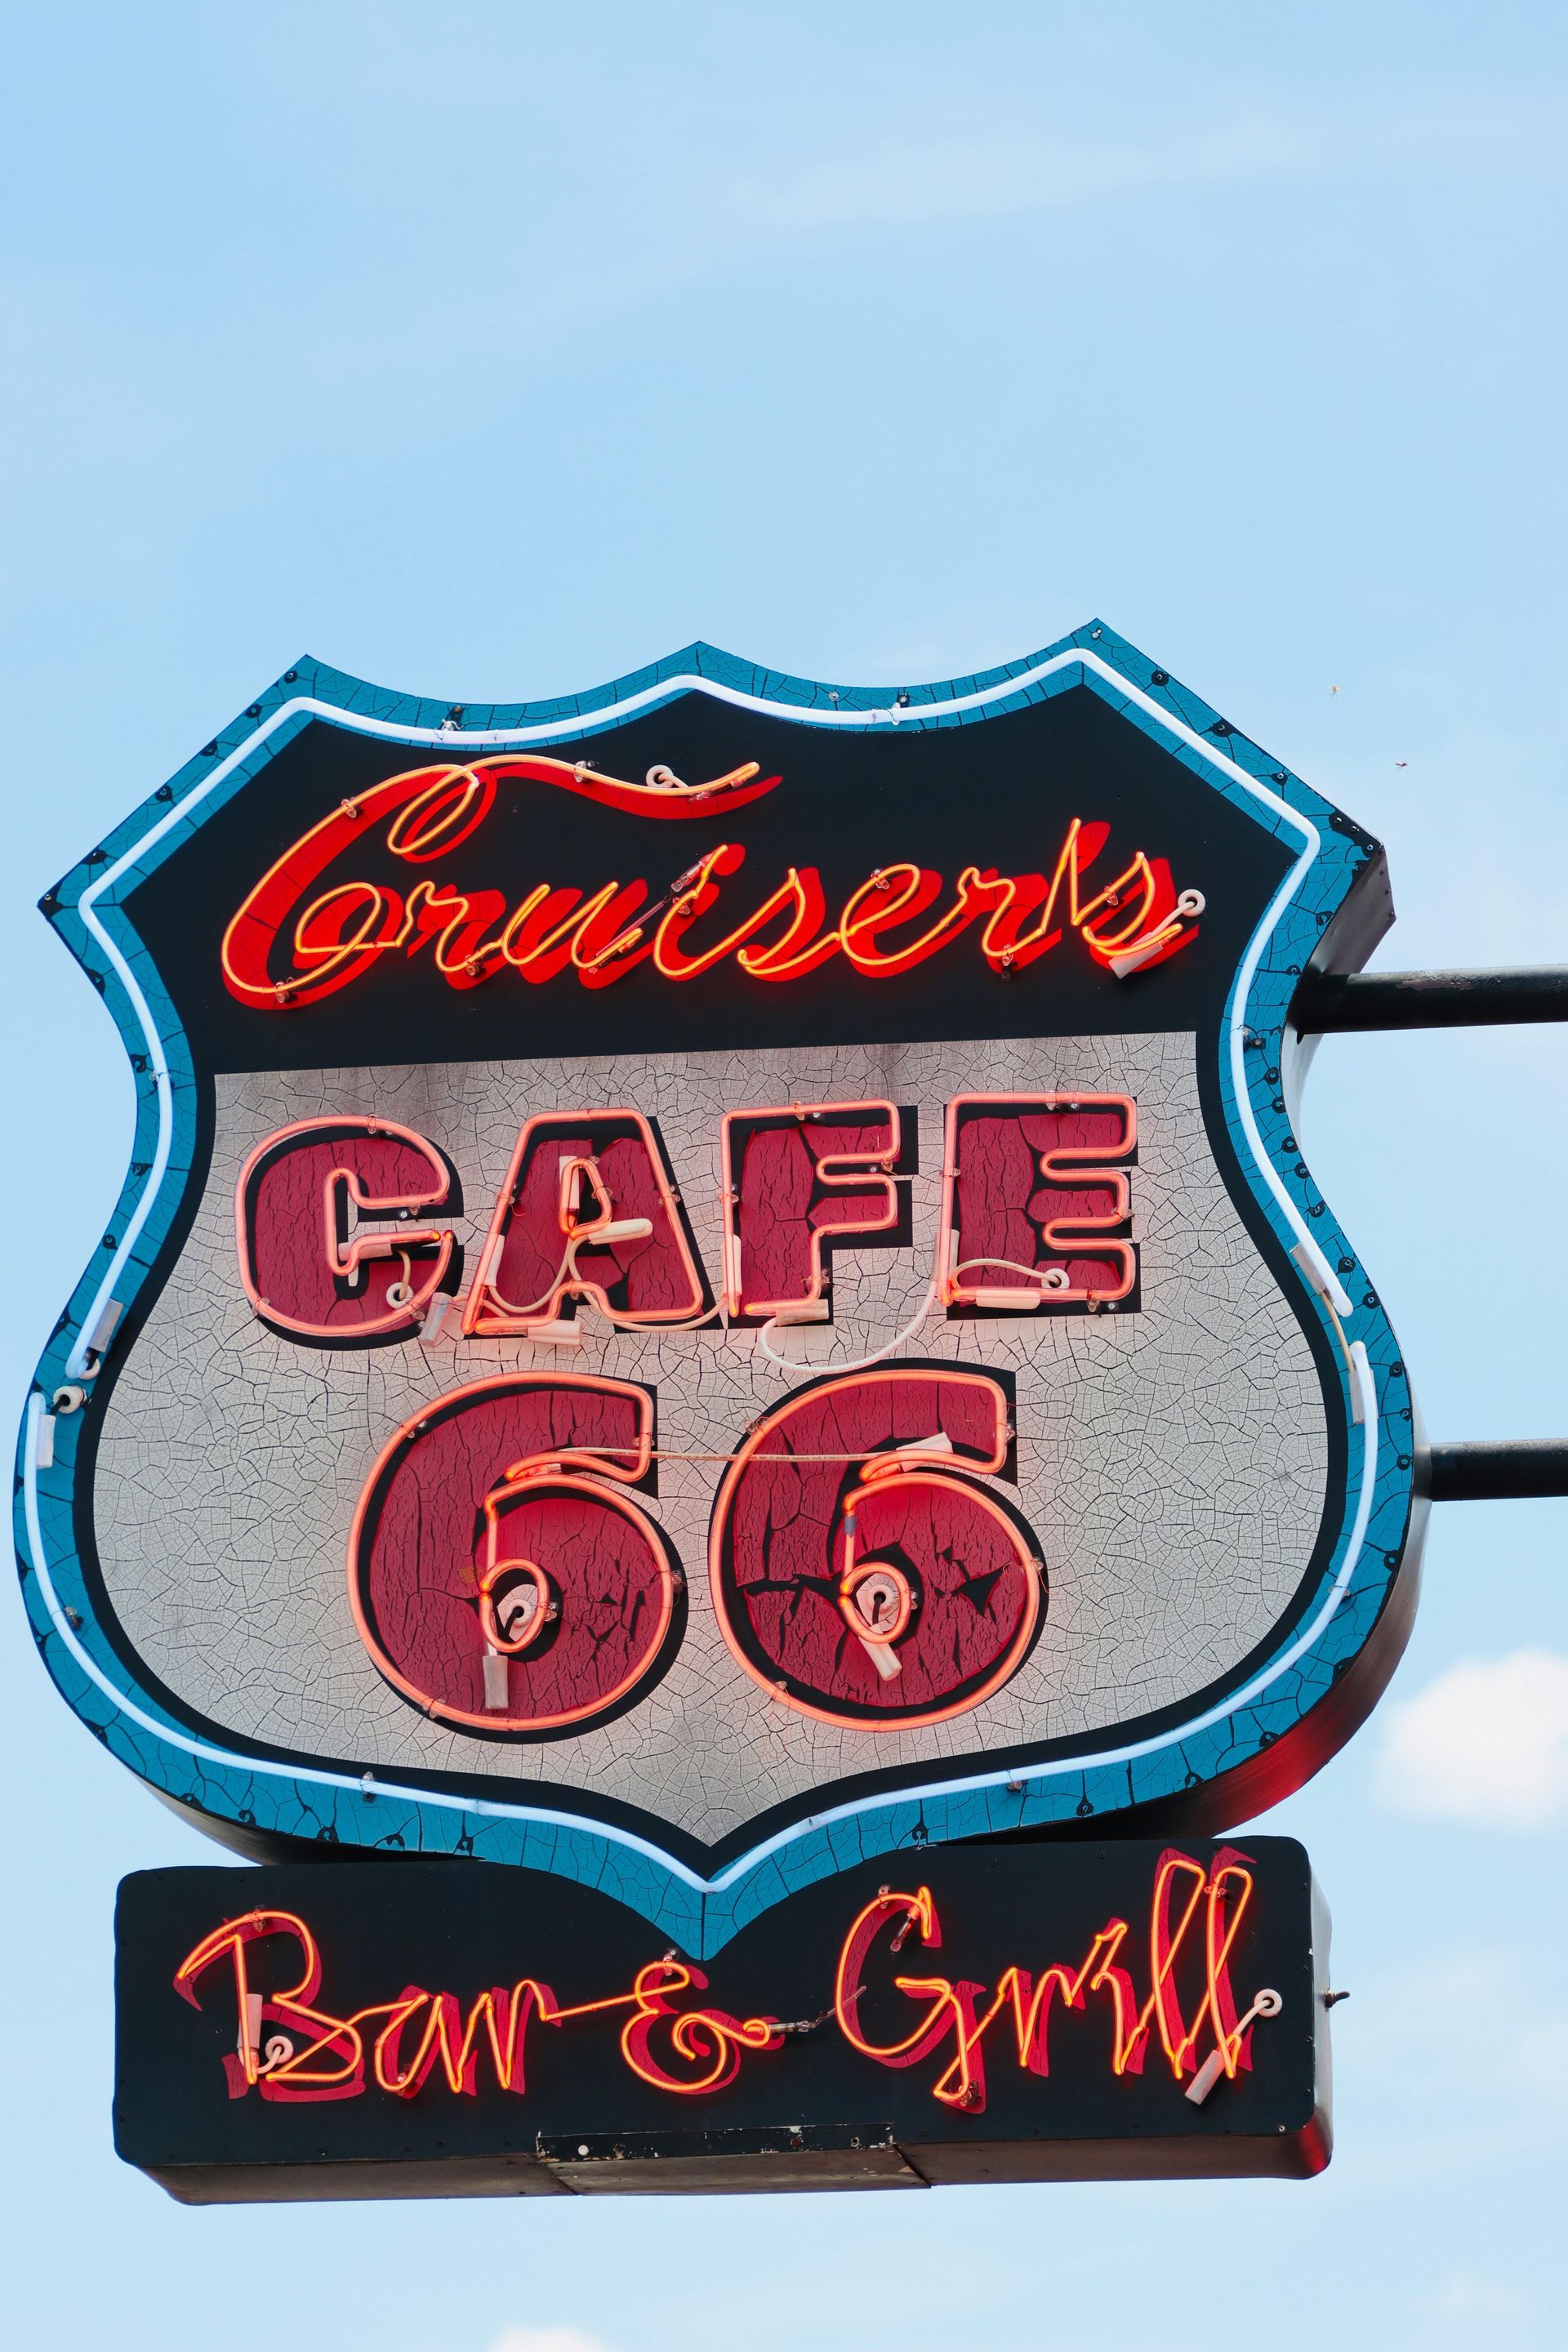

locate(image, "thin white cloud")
[[737, 118, 1313, 233], [485, 2330, 617, 2352], [734, 92, 1568, 237], [1362, 1948, 1568, 2100], [1375, 1649, 1568, 1829], [1428, 2267, 1528, 2321]]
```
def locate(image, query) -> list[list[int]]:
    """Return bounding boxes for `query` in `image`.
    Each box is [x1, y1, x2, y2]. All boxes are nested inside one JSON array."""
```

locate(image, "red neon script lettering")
[[174, 1915, 782, 2105], [220, 755, 1201, 1008], [834, 1848, 1262, 2114], [221, 755, 777, 1008]]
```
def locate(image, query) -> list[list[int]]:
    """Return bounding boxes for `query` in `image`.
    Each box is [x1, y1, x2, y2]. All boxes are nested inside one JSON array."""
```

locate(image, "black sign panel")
[[116, 1838, 1330, 2200], [125, 689, 1294, 1072]]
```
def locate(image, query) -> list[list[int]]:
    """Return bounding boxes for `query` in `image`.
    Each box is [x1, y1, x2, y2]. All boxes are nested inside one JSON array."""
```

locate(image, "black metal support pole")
[[1289, 967, 1568, 1503], [1295, 967, 1568, 1033], [1428, 1443, 1568, 1502]]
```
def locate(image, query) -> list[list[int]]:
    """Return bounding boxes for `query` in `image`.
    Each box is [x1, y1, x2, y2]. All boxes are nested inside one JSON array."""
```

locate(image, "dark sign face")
[[114, 1838, 1330, 2198], [19, 624, 1421, 1954]]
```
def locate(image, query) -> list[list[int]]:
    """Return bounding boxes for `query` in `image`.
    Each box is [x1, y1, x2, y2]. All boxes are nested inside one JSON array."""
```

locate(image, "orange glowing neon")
[[478, 1550, 553, 1656], [220, 754, 777, 1008], [834, 1846, 1262, 2114], [504, 881, 627, 984], [939, 1091, 1138, 1310], [733, 866, 843, 981], [396, 879, 512, 989], [372, 1980, 555, 2097], [463, 1110, 706, 1338], [718, 1099, 902, 1321], [975, 818, 1193, 977], [173, 1854, 1270, 2118], [839, 863, 1005, 977], [651, 844, 760, 979], [599, 1962, 781, 2096], [175, 1913, 782, 2105], [590, 855, 853, 987], [221, 755, 1201, 1009], [235, 1116, 456, 1341], [174, 1910, 367, 2103], [840, 1554, 915, 1647]]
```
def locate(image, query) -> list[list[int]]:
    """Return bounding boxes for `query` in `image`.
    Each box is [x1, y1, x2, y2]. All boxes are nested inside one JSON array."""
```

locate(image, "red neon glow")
[[175, 1914, 782, 2105], [220, 755, 1201, 1009], [839, 863, 1004, 977], [835, 1847, 1262, 2114], [174, 1910, 367, 2105], [975, 820, 1196, 978], [708, 1368, 1043, 1729], [220, 755, 779, 1008], [719, 1100, 902, 1321], [550, 1961, 782, 2096], [463, 1111, 707, 1338], [347, 1373, 679, 1733], [172, 1850, 1267, 2117], [940, 1092, 1137, 1310], [370, 1981, 550, 2096], [235, 1116, 456, 1341]]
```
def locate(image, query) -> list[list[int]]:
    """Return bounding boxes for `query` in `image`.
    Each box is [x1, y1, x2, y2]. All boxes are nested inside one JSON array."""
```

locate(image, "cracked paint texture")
[[92, 1031, 1326, 1849]]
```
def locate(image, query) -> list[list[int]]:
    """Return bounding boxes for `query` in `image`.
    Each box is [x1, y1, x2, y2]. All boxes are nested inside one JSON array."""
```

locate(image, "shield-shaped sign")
[[17, 623, 1422, 1956]]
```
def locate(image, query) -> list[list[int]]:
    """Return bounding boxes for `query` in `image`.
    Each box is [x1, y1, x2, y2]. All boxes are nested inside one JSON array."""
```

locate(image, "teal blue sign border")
[[15, 621, 1419, 1957]]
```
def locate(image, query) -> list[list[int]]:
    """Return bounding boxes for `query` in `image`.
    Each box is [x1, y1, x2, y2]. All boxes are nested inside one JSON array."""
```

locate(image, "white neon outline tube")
[[35, 644, 1370, 1897]]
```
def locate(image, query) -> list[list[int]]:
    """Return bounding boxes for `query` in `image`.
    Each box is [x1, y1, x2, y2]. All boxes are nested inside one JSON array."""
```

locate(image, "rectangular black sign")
[[115, 1839, 1330, 2199]]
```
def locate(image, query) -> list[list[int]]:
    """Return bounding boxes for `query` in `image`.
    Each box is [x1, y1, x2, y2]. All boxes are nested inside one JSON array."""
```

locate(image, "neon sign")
[[940, 1092, 1138, 1310], [708, 1368, 1043, 1729], [463, 1110, 710, 1341], [348, 1374, 684, 1731], [170, 1846, 1274, 2117], [235, 1116, 458, 1343], [719, 1100, 906, 1325], [220, 756, 1206, 1009], [175, 1909, 781, 2102], [835, 1852, 1262, 2114], [30, 626, 1420, 1968], [236, 1090, 1142, 1348]]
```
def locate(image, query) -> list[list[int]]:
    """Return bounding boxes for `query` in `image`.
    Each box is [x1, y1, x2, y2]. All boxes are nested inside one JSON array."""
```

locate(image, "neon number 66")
[[350, 1368, 1045, 1736]]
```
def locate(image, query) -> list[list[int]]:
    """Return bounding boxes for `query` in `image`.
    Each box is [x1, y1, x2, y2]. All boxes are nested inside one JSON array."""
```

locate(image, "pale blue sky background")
[[5, 5, 1568, 2347]]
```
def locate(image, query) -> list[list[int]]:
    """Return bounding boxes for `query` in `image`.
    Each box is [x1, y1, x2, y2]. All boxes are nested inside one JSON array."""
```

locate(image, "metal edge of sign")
[[13, 619, 1420, 1956]]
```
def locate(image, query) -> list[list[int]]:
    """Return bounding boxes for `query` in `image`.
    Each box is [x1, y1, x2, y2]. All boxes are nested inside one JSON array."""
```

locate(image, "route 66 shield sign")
[[17, 622, 1422, 1956]]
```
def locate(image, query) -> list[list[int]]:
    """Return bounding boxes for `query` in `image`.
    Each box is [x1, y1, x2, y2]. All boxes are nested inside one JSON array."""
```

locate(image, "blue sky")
[[5, 4, 1568, 2346]]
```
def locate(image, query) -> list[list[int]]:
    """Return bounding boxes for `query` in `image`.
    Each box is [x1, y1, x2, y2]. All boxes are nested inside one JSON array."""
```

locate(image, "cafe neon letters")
[[236, 1091, 1141, 1345]]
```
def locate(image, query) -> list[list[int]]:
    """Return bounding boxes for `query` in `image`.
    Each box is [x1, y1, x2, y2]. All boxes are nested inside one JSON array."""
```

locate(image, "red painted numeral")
[[709, 1367, 1043, 1728], [349, 1374, 681, 1733]]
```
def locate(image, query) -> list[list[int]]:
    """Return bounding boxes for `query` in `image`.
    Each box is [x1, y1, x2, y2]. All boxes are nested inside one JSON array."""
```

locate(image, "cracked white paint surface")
[[93, 1033, 1325, 1845]]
